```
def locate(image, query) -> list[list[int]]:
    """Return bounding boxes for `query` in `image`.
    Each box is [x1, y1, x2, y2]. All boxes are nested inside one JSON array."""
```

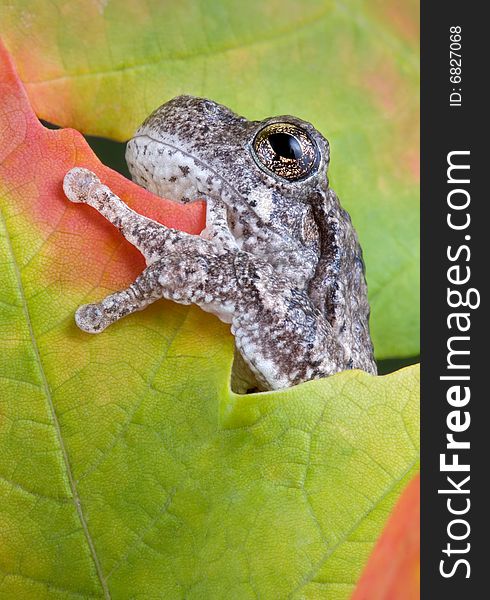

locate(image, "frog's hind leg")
[[64, 167, 169, 264], [75, 263, 163, 333]]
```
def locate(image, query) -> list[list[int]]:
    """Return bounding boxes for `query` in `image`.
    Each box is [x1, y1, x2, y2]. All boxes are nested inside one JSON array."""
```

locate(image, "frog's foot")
[[75, 303, 110, 333], [64, 168, 175, 263], [63, 168, 100, 203], [200, 195, 238, 251], [200, 225, 237, 250]]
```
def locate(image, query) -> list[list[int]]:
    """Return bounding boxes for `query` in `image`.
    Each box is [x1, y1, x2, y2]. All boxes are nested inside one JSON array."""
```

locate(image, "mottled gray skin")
[[63, 96, 376, 391]]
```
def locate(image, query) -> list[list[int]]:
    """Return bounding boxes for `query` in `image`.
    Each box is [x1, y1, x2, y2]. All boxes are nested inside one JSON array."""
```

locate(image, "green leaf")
[[0, 0, 420, 358], [0, 272, 419, 598]]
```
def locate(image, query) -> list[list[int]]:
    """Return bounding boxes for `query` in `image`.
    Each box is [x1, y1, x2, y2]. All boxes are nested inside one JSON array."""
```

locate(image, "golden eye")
[[252, 123, 319, 182]]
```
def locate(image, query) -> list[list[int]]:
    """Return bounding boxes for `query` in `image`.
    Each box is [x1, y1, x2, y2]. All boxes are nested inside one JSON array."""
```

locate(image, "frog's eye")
[[252, 123, 319, 182]]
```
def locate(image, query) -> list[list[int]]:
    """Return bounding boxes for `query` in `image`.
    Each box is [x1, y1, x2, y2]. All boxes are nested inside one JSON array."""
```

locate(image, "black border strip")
[[421, 3, 485, 596]]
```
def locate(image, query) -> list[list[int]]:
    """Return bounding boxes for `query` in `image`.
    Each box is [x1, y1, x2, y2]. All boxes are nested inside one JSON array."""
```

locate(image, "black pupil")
[[268, 133, 303, 160]]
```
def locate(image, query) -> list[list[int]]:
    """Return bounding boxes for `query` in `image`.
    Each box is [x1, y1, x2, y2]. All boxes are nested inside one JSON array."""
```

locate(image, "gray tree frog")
[[63, 95, 377, 391]]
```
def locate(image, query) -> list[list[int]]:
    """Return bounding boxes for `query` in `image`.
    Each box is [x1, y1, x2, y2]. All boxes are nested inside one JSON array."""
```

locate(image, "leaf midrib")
[[19, 0, 417, 88], [0, 208, 111, 600], [21, 4, 332, 85]]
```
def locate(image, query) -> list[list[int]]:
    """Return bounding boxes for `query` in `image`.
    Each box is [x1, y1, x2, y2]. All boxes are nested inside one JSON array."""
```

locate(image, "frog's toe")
[[75, 303, 109, 333], [63, 168, 100, 203]]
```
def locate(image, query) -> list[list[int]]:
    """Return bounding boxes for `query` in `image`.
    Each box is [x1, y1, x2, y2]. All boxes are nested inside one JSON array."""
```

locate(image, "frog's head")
[[126, 95, 332, 225]]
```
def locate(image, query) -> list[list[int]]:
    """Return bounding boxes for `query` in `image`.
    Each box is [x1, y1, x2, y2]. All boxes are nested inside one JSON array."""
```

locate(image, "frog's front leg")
[[63, 168, 231, 332]]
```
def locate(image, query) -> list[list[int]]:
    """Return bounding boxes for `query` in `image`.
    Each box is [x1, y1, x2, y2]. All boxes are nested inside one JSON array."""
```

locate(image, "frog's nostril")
[[199, 99, 218, 115]]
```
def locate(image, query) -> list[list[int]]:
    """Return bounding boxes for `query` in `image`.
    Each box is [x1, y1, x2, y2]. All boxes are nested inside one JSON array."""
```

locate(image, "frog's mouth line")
[[127, 134, 246, 210]]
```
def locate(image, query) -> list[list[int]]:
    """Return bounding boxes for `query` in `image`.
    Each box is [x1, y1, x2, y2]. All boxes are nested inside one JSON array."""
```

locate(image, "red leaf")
[[0, 38, 206, 291]]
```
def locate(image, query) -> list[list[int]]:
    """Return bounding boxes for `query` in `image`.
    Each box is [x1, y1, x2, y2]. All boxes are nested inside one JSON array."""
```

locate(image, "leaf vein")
[[0, 209, 111, 600]]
